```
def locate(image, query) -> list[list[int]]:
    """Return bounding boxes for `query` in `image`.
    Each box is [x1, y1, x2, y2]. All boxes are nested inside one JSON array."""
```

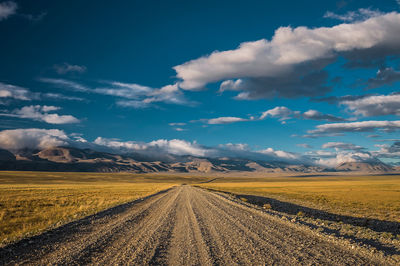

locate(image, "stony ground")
[[0, 185, 396, 265]]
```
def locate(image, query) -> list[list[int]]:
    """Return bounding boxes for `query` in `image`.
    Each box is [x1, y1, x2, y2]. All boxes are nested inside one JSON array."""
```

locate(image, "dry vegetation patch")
[[197, 175, 400, 223], [0, 171, 196, 246]]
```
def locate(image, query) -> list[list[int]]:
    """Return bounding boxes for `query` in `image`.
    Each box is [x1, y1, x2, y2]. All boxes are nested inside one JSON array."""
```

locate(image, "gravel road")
[[0, 185, 390, 265]]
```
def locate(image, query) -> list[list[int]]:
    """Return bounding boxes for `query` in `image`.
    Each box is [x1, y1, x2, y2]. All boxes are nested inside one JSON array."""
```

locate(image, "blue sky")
[[0, 0, 399, 166]]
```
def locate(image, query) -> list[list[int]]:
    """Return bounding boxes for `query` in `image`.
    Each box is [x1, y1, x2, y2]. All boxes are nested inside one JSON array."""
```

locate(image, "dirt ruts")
[[0, 185, 393, 265]]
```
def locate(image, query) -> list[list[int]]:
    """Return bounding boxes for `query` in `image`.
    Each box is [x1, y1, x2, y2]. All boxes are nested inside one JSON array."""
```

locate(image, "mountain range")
[[0, 146, 396, 173]]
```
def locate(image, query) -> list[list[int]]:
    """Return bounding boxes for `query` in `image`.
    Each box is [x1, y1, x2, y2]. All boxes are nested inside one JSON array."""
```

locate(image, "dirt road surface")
[[0, 185, 391, 265]]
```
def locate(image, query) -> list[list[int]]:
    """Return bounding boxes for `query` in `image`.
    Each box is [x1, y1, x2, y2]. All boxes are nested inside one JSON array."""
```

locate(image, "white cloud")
[[341, 94, 400, 117], [307, 120, 400, 136], [0, 105, 80, 124], [169, 122, 186, 126], [322, 142, 364, 151], [0, 128, 69, 150], [316, 151, 377, 167], [258, 147, 301, 161], [141, 83, 187, 106], [207, 116, 248, 124], [220, 143, 249, 151], [0, 1, 17, 21], [302, 109, 346, 121], [260, 106, 293, 120], [39, 78, 189, 108], [43, 93, 84, 101], [94, 82, 152, 99], [54, 63, 87, 75], [94, 136, 311, 164], [39, 78, 90, 92], [373, 141, 400, 159], [94, 137, 208, 157], [0, 82, 37, 101], [174, 12, 400, 99], [323, 8, 383, 22], [260, 106, 346, 122], [116, 100, 150, 109], [0, 82, 83, 104]]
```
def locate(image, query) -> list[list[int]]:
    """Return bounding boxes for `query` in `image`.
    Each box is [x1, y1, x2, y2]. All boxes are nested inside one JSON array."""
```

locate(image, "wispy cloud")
[[297, 143, 312, 149], [169, 122, 186, 126], [39, 78, 90, 92], [0, 82, 37, 101], [323, 8, 383, 22], [42, 93, 85, 102], [207, 116, 249, 124], [0, 81, 84, 104], [39, 78, 191, 108], [0, 1, 17, 21], [54, 63, 87, 75], [306, 120, 400, 137], [322, 142, 365, 151]]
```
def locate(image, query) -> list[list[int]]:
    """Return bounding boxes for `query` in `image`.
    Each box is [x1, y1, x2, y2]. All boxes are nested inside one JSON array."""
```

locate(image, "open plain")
[[1, 185, 395, 265]]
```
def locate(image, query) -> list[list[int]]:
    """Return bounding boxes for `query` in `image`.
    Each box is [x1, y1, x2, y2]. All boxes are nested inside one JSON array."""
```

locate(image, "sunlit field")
[[0, 171, 212, 246], [198, 175, 400, 223]]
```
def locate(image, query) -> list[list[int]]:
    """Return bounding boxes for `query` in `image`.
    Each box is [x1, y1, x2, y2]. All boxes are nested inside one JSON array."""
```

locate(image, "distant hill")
[[0, 146, 395, 173], [335, 162, 394, 172]]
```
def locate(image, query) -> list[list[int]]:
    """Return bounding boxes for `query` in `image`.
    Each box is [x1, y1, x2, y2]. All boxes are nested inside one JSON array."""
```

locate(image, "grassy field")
[[0, 171, 212, 246], [197, 175, 400, 223], [2, 171, 400, 247]]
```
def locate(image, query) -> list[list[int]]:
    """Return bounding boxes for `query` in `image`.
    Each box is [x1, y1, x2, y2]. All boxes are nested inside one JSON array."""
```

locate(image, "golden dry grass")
[[197, 175, 400, 223], [0, 171, 212, 246]]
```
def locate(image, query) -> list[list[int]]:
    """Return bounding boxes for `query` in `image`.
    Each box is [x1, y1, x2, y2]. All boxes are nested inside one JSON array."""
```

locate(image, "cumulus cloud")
[[341, 93, 400, 117], [0, 1, 17, 21], [174, 12, 400, 99], [54, 63, 87, 75], [315, 151, 378, 167], [0, 105, 80, 124], [260, 106, 346, 122], [306, 120, 400, 137], [0, 128, 69, 150], [219, 143, 249, 151], [39, 78, 189, 108], [323, 8, 383, 22], [366, 67, 400, 89], [305, 144, 379, 167], [258, 147, 302, 161], [94, 137, 311, 164], [94, 137, 208, 157]]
